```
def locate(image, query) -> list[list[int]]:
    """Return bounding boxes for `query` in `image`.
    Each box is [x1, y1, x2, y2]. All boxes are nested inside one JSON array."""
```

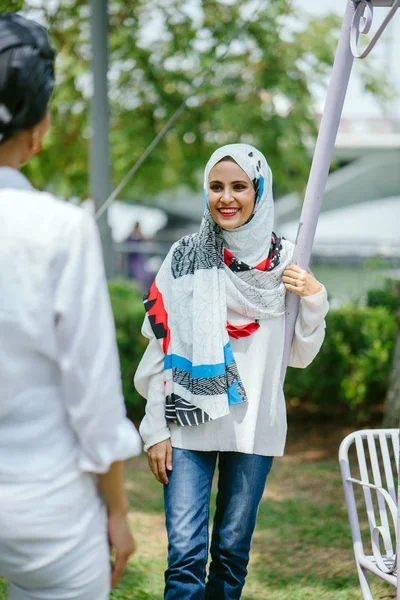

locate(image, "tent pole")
[[280, 0, 356, 380]]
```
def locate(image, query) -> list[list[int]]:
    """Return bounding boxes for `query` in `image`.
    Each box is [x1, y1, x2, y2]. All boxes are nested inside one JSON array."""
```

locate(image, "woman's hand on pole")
[[147, 439, 173, 484], [282, 264, 322, 297]]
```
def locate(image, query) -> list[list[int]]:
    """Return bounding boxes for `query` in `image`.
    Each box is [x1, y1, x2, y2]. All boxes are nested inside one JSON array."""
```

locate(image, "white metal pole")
[[280, 0, 356, 380]]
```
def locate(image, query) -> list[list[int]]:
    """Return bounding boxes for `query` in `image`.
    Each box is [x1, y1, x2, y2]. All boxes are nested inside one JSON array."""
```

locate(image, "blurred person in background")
[[0, 13, 141, 600], [125, 221, 153, 289]]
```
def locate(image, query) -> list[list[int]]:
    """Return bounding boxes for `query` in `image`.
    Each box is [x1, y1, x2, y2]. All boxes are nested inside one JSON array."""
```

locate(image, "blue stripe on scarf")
[[223, 342, 234, 365], [257, 174, 264, 203], [164, 354, 225, 378], [227, 381, 244, 405], [164, 343, 235, 380]]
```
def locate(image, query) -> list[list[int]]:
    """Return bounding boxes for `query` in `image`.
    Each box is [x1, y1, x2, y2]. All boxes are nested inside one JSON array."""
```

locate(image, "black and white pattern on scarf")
[[172, 360, 243, 397], [165, 395, 212, 426], [171, 212, 224, 279]]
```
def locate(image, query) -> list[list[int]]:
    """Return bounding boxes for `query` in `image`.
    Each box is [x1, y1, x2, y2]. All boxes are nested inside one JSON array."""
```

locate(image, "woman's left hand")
[[282, 264, 322, 297], [108, 510, 136, 588]]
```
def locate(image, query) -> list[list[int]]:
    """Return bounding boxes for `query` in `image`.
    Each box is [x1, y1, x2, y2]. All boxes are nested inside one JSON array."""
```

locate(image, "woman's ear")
[[28, 112, 50, 155], [30, 128, 41, 154]]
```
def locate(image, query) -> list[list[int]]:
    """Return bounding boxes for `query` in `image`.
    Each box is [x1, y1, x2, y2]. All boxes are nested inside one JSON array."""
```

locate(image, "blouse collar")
[[0, 167, 34, 191]]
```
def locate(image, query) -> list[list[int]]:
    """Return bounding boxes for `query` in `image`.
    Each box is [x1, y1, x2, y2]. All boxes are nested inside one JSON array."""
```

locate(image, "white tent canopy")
[[82, 199, 167, 242], [280, 196, 400, 258]]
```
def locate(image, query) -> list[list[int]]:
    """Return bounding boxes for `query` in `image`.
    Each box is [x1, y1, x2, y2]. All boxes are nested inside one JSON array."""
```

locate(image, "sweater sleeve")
[[288, 286, 329, 369], [54, 211, 142, 472], [134, 315, 171, 451]]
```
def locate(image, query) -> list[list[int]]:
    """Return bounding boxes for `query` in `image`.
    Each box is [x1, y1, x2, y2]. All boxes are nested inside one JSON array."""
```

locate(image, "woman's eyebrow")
[[209, 179, 248, 185]]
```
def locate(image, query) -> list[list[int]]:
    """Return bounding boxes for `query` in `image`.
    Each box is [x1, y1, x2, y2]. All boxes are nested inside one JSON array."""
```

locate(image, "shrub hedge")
[[367, 278, 400, 312], [109, 279, 398, 424], [284, 305, 397, 420], [108, 279, 147, 423]]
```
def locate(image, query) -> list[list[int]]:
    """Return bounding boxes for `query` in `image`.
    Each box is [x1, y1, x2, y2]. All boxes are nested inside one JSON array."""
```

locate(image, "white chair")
[[339, 429, 399, 600]]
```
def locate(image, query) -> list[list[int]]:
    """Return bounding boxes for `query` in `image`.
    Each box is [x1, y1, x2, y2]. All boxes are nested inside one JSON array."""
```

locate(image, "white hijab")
[[204, 143, 274, 266]]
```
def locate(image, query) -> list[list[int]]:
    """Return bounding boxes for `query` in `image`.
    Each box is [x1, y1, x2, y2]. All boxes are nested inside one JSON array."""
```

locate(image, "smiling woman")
[[134, 143, 328, 599]]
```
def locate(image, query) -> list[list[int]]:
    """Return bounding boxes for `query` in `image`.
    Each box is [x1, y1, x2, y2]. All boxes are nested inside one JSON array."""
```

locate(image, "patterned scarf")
[[144, 144, 293, 427]]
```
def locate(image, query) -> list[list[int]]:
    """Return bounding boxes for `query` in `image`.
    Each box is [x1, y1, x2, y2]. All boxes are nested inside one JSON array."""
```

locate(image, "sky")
[[297, 0, 400, 119]]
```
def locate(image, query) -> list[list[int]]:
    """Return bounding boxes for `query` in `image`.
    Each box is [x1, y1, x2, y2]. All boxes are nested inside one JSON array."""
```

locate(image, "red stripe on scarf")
[[146, 281, 171, 354], [226, 321, 260, 339], [224, 248, 235, 266], [224, 241, 275, 272], [254, 255, 272, 271]]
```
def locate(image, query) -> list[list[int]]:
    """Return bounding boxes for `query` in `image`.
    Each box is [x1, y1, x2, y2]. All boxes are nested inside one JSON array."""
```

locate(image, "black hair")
[[0, 13, 55, 144]]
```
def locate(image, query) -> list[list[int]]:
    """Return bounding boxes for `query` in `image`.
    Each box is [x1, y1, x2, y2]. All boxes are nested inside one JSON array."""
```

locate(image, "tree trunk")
[[383, 312, 400, 428]]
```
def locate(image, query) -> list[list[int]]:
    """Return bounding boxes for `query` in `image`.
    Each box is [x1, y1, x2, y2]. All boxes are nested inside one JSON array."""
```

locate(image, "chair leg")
[[357, 563, 374, 600]]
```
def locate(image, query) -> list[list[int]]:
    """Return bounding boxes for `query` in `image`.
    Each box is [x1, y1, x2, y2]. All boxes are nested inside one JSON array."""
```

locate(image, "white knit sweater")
[[135, 285, 329, 457]]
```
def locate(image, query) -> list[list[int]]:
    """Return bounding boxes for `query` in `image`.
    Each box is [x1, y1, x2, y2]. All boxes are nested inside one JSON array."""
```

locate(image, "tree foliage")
[[0, 1, 24, 11], [367, 279, 400, 426], [13, 1, 342, 200]]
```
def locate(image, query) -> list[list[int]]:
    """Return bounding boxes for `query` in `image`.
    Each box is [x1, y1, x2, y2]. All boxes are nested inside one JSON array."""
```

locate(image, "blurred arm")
[[54, 211, 142, 473]]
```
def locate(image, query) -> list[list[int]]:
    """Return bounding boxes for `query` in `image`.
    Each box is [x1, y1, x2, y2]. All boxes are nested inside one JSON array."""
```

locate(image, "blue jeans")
[[164, 448, 273, 600]]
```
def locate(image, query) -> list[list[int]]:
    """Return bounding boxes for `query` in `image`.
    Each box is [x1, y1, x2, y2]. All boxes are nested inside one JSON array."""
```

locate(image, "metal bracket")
[[351, 0, 400, 58]]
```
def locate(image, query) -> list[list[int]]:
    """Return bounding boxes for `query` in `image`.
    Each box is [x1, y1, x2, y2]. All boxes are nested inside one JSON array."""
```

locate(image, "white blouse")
[[0, 168, 141, 483], [135, 267, 329, 457]]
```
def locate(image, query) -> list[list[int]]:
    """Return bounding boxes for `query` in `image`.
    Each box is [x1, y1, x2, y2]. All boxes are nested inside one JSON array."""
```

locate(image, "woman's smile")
[[218, 206, 240, 218]]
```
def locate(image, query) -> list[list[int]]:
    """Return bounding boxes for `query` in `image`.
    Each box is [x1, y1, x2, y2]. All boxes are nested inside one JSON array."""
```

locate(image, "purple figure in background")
[[125, 222, 152, 289]]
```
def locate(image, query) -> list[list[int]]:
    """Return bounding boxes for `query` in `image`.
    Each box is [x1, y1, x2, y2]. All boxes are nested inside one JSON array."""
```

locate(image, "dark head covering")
[[0, 13, 55, 143]]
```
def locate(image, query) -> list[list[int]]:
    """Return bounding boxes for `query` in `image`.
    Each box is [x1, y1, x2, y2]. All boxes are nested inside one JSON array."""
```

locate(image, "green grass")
[[0, 422, 395, 599]]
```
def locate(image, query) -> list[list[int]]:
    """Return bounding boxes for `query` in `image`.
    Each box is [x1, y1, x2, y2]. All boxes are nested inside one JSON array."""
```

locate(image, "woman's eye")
[[234, 185, 245, 190], [211, 185, 222, 191]]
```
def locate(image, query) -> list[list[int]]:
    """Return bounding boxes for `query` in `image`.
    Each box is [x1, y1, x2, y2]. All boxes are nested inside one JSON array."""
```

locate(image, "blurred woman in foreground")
[[0, 13, 141, 600]]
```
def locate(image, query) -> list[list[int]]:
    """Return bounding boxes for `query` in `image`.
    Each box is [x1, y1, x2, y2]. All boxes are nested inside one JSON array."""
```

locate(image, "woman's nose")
[[221, 187, 232, 203]]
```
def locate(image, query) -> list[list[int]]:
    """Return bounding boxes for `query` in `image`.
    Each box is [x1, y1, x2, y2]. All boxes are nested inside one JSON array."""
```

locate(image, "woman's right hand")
[[147, 439, 173, 484]]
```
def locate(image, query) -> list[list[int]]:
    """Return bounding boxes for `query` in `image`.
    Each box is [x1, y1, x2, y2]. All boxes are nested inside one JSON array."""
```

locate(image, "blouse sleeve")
[[54, 211, 142, 473], [134, 315, 171, 451], [288, 286, 329, 369]]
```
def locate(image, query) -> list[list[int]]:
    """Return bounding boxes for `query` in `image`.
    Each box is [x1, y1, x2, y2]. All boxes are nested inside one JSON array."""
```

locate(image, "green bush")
[[108, 279, 147, 424], [284, 305, 397, 421], [367, 278, 400, 312]]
